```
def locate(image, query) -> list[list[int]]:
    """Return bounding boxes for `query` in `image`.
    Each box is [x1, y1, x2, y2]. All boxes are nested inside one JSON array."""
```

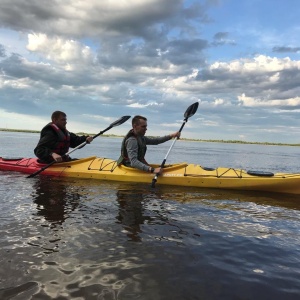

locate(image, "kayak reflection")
[[115, 189, 151, 242], [115, 188, 170, 242], [31, 177, 81, 227]]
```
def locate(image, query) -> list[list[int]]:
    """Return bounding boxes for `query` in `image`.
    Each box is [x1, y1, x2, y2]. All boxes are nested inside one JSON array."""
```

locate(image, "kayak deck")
[[1, 156, 300, 194]]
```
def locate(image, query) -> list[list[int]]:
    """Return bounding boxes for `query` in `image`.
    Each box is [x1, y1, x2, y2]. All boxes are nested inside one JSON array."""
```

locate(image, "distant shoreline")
[[0, 128, 299, 147]]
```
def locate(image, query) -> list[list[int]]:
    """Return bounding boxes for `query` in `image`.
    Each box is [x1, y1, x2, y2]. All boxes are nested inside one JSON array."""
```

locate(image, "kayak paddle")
[[27, 115, 131, 178], [151, 102, 199, 188]]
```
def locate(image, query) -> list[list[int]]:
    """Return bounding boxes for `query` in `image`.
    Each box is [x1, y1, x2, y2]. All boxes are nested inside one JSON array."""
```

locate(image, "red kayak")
[[0, 157, 62, 176]]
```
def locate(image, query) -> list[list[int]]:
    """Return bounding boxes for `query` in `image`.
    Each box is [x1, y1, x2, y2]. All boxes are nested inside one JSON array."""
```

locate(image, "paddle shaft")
[[65, 124, 115, 155], [151, 102, 199, 188], [151, 119, 187, 187], [159, 120, 186, 168]]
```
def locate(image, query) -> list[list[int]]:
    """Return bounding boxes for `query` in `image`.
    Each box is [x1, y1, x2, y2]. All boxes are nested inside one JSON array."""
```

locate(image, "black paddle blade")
[[184, 102, 199, 120], [110, 115, 131, 127], [151, 177, 157, 188]]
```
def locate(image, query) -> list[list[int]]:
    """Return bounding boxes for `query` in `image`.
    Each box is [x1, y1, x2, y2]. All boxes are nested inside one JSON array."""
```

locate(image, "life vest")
[[117, 129, 148, 166], [43, 123, 71, 157]]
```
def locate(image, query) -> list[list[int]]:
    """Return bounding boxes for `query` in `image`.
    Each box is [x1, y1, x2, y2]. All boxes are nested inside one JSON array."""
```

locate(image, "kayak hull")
[[1, 156, 300, 194]]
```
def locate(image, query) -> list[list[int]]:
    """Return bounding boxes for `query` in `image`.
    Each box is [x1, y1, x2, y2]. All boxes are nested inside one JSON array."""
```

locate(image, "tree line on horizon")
[[0, 128, 299, 147]]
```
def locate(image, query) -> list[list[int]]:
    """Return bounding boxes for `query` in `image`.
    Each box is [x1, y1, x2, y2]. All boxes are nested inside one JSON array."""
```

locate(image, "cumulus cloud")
[[27, 33, 95, 68]]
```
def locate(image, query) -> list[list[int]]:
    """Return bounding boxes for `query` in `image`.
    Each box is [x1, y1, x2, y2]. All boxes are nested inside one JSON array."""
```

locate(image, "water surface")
[[0, 132, 300, 299]]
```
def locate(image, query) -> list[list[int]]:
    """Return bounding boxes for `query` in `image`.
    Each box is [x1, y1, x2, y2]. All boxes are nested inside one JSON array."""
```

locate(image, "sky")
[[1, 0, 300, 143]]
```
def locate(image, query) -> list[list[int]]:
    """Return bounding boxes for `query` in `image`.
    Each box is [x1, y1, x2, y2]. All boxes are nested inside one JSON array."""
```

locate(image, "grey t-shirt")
[[125, 135, 171, 171]]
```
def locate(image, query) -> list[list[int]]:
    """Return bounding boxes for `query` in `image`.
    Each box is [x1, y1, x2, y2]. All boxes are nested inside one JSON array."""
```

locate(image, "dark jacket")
[[34, 123, 88, 163]]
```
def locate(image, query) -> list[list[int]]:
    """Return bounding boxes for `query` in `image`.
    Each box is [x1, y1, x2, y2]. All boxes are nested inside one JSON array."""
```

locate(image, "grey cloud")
[[1, 53, 31, 79], [0, 53, 87, 88], [0, 0, 205, 40], [95, 1, 181, 37], [0, 51, 130, 90], [96, 37, 208, 73], [212, 31, 236, 46], [0, 44, 6, 57], [182, 1, 212, 22], [0, 50, 165, 111], [275, 69, 300, 96], [195, 64, 300, 105], [214, 32, 229, 40], [0, 0, 62, 32], [272, 46, 300, 53], [165, 39, 208, 64], [0, 76, 119, 121]]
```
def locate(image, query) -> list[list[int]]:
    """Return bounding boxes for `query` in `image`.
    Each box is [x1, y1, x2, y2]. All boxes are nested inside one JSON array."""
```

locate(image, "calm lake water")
[[0, 131, 300, 300]]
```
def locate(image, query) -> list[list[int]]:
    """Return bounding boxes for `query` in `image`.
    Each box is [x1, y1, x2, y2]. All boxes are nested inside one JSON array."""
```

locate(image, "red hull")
[[0, 157, 59, 176]]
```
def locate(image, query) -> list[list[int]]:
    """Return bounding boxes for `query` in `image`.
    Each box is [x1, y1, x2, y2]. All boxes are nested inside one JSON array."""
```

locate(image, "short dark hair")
[[132, 115, 147, 126], [51, 111, 66, 121]]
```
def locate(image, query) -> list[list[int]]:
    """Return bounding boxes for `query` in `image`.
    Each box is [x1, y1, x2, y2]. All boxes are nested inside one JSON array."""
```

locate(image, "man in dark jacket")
[[34, 111, 93, 163], [118, 115, 180, 174]]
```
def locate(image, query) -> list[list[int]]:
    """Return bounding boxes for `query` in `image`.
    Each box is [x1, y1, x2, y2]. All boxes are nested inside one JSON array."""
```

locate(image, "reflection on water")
[[32, 177, 81, 226], [0, 177, 300, 299], [116, 189, 150, 242]]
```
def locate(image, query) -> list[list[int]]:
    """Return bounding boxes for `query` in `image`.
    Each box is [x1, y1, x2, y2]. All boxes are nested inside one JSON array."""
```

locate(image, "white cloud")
[[211, 55, 300, 73], [238, 93, 300, 107], [127, 101, 163, 108], [27, 33, 95, 67], [213, 98, 225, 106]]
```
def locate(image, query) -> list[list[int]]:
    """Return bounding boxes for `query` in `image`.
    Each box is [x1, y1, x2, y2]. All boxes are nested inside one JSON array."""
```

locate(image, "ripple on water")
[[0, 176, 300, 299]]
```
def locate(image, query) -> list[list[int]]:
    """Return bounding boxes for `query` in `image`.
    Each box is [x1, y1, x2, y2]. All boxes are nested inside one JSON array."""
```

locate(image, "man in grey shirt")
[[118, 115, 180, 174]]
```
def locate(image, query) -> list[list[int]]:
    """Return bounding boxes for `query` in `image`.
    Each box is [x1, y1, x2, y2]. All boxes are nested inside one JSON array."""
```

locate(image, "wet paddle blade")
[[110, 115, 131, 127], [184, 102, 199, 120]]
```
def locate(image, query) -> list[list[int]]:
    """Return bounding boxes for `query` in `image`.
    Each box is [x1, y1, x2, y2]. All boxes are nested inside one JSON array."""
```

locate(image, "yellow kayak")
[[1, 156, 300, 194]]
